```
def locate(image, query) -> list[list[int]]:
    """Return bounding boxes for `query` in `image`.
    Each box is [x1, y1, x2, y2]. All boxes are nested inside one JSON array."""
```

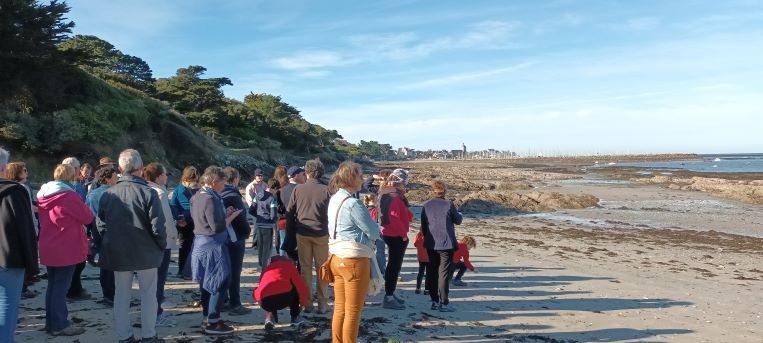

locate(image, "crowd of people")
[[0, 147, 479, 343]]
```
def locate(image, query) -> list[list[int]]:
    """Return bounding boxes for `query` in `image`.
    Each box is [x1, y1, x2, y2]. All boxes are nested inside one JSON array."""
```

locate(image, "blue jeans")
[[156, 249, 171, 313], [0, 268, 25, 342], [46, 265, 76, 332], [278, 230, 286, 256], [226, 240, 245, 307], [375, 239, 386, 275], [201, 284, 227, 323]]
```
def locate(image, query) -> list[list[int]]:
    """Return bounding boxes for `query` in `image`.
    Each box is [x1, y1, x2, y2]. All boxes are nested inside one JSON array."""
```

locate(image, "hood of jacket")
[[37, 182, 77, 211], [37, 180, 74, 199]]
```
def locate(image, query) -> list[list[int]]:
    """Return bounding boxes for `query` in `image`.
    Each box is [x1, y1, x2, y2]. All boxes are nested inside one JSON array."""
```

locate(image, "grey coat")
[[98, 175, 167, 271]]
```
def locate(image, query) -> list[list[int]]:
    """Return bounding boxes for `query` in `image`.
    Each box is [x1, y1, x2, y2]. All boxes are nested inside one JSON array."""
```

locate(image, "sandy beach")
[[15, 159, 763, 342]]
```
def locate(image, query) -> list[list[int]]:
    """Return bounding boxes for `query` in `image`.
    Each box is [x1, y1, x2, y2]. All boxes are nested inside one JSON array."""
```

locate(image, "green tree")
[[154, 65, 232, 128], [59, 35, 155, 92]]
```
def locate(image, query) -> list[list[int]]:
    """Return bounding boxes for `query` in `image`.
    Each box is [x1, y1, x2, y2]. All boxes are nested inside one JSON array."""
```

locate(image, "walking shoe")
[[392, 293, 405, 304], [66, 290, 92, 301], [423, 290, 430, 295], [290, 315, 305, 328], [430, 302, 439, 310], [438, 303, 456, 312], [264, 313, 275, 331], [203, 321, 235, 335], [118, 336, 138, 343], [316, 305, 330, 314], [382, 296, 405, 310], [415, 288, 421, 294], [21, 288, 38, 299], [452, 279, 467, 287], [51, 325, 85, 336], [141, 336, 165, 343], [228, 305, 252, 316], [155, 313, 177, 327], [99, 297, 114, 307]]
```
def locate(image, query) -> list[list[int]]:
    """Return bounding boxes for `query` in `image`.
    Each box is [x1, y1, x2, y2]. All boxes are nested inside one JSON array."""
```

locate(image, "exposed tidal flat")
[[16, 156, 762, 342]]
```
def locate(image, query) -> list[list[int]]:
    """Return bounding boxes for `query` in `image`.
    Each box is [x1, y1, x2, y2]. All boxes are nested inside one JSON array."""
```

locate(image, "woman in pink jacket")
[[378, 168, 413, 310], [37, 164, 94, 337]]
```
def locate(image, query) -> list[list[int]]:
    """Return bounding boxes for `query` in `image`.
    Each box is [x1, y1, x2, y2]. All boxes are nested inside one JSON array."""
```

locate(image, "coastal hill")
[[0, 1, 351, 180]]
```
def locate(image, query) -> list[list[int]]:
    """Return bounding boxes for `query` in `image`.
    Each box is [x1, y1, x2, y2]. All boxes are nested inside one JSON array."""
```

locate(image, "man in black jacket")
[[219, 167, 252, 316], [0, 147, 39, 342]]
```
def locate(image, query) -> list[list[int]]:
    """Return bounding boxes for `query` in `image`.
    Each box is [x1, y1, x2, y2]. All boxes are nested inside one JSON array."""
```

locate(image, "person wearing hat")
[[278, 166, 304, 260], [284, 159, 331, 313], [244, 168, 266, 208], [377, 168, 413, 310]]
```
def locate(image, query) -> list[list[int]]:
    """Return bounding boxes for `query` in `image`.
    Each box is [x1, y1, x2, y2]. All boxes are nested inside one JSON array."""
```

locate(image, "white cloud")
[[400, 61, 536, 90], [622, 17, 660, 31], [271, 50, 348, 70]]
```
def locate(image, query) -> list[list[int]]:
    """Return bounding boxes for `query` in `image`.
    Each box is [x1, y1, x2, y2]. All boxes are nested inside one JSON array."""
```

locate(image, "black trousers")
[[426, 249, 454, 305], [416, 262, 427, 290], [177, 221, 195, 276], [452, 262, 467, 280], [382, 235, 409, 296], [67, 261, 86, 297], [260, 288, 301, 323]]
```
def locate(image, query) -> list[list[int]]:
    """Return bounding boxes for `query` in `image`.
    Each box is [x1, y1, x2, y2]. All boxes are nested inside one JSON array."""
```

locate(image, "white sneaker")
[[156, 313, 177, 327]]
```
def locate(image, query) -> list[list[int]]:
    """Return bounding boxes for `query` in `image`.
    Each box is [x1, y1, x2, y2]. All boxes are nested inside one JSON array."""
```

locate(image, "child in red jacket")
[[413, 231, 428, 294], [253, 255, 309, 330], [451, 235, 477, 286]]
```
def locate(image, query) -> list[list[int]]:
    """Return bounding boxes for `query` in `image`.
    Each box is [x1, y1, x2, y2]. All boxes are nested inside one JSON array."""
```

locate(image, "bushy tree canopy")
[[59, 35, 155, 92]]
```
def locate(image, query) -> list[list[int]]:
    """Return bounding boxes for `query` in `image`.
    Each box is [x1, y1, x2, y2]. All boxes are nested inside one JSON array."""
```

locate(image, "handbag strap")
[[333, 196, 352, 240]]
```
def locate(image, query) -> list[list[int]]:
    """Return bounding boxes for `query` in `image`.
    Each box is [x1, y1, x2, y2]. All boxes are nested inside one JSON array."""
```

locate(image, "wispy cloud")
[[270, 20, 521, 73], [621, 17, 660, 31], [400, 61, 536, 90], [271, 50, 349, 70]]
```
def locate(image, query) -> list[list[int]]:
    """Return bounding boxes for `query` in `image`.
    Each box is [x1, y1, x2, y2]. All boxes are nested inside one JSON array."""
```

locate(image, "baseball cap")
[[287, 166, 305, 177]]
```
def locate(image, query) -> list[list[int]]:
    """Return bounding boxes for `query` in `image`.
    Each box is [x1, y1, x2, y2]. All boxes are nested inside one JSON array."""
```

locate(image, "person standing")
[[421, 180, 463, 312], [0, 148, 39, 342], [37, 164, 93, 336], [170, 166, 199, 279], [279, 166, 305, 261], [377, 168, 413, 310], [219, 167, 252, 316], [98, 149, 167, 343], [285, 159, 331, 313], [60, 157, 90, 301], [85, 165, 119, 306], [143, 162, 179, 327], [252, 178, 278, 267], [190, 166, 241, 335], [327, 161, 382, 342]]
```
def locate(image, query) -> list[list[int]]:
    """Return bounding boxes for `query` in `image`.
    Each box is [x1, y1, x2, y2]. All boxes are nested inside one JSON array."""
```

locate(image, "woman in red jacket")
[[37, 164, 94, 337], [378, 168, 413, 310], [253, 255, 309, 330]]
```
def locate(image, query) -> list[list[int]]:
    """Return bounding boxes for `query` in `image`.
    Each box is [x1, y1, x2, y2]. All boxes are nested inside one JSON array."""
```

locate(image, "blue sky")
[[65, 0, 763, 155]]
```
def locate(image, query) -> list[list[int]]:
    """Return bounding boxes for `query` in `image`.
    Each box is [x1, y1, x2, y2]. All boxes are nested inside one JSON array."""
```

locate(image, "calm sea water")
[[599, 153, 763, 173]]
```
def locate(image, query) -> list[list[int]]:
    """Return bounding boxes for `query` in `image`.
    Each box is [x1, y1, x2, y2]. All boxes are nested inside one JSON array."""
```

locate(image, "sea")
[[595, 153, 763, 173]]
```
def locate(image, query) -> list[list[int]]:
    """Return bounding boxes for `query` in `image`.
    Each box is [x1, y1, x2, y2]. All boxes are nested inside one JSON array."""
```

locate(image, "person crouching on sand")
[[451, 235, 477, 286], [253, 255, 309, 330]]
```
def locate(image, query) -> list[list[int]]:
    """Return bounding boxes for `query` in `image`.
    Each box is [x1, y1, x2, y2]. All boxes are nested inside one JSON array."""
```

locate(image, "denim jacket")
[[327, 188, 380, 248]]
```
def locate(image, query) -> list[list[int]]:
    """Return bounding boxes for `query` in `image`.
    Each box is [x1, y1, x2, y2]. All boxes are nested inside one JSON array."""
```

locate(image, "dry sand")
[[16, 159, 763, 342]]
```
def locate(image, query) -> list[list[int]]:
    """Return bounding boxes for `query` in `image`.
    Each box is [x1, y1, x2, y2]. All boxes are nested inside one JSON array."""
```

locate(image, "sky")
[[65, 0, 763, 155]]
